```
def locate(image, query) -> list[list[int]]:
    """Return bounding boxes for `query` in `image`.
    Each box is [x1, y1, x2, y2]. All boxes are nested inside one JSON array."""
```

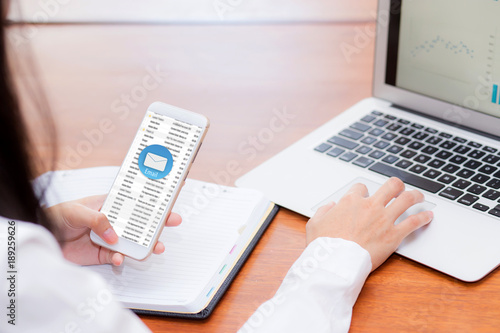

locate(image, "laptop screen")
[[385, 0, 500, 119]]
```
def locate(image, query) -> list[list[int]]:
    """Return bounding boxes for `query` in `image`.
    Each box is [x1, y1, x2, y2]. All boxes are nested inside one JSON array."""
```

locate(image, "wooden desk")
[[12, 18, 500, 333]]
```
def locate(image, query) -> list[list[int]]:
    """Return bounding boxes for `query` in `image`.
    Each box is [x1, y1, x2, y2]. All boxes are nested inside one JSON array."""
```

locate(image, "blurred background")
[[7, 0, 377, 186], [11, 0, 376, 23]]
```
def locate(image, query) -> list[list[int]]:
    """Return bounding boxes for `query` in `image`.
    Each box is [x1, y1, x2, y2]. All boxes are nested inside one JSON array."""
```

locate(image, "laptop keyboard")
[[314, 110, 500, 218]]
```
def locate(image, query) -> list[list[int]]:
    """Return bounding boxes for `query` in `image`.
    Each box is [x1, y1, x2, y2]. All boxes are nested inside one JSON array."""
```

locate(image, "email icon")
[[143, 153, 168, 172]]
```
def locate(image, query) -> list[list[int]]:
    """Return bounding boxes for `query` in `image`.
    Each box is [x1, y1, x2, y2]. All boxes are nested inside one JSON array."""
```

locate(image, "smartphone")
[[90, 102, 209, 260]]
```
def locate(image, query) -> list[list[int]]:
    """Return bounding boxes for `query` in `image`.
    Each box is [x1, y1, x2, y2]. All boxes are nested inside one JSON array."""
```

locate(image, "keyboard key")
[[453, 145, 471, 154], [468, 150, 486, 159], [369, 128, 384, 136], [493, 170, 500, 178], [483, 189, 500, 201], [468, 141, 481, 148], [401, 150, 418, 158], [374, 140, 390, 149], [458, 194, 479, 206], [468, 185, 487, 195], [400, 128, 416, 136], [409, 164, 427, 174], [483, 154, 500, 164], [371, 110, 383, 116], [452, 179, 471, 190], [368, 150, 386, 159], [421, 146, 439, 155], [442, 164, 460, 174], [411, 123, 424, 129], [350, 122, 371, 132], [439, 187, 463, 200], [486, 179, 500, 189], [449, 155, 467, 165], [387, 145, 404, 154], [428, 159, 446, 169], [387, 123, 402, 131], [355, 145, 373, 155], [439, 141, 457, 150], [439, 132, 453, 139], [381, 133, 397, 141], [394, 137, 412, 145], [435, 151, 453, 160], [374, 119, 389, 127], [413, 132, 429, 141], [369, 162, 445, 193], [471, 174, 490, 184], [339, 129, 364, 140], [340, 152, 358, 162], [408, 141, 425, 150], [385, 115, 397, 120], [382, 155, 399, 164], [398, 119, 410, 125], [456, 169, 474, 179], [473, 203, 489, 212], [463, 160, 482, 170], [478, 165, 497, 175], [426, 136, 443, 145], [414, 154, 432, 164], [361, 115, 376, 123], [395, 160, 413, 169], [353, 157, 375, 168], [483, 146, 497, 153], [423, 169, 441, 179], [315, 143, 332, 153], [488, 208, 500, 218], [361, 136, 377, 145], [425, 127, 438, 134], [437, 174, 457, 184], [328, 136, 359, 150], [327, 147, 345, 157], [453, 136, 467, 143]]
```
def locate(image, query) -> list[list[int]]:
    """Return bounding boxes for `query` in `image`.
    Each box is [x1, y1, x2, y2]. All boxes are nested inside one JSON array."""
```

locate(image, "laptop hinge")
[[391, 103, 500, 142]]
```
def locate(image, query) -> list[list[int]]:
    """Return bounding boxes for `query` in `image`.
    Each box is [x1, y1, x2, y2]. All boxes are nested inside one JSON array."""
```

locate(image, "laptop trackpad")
[[312, 177, 436, 225]]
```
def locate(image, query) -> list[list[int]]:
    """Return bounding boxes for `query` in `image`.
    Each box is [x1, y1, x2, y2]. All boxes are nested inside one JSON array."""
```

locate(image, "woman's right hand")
[[305, 177, 433, 271]]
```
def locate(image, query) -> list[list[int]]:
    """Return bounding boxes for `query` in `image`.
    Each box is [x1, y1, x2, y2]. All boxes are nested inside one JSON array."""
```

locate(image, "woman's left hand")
[[46, 195, 182, 266]]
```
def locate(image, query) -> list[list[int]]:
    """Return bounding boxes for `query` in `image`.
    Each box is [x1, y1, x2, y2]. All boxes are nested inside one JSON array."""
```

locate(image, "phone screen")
[[100, 110, 203, 247]]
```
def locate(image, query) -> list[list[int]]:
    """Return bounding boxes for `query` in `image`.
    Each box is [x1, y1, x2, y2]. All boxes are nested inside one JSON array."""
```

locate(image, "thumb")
[[64, 202, 118, 244]]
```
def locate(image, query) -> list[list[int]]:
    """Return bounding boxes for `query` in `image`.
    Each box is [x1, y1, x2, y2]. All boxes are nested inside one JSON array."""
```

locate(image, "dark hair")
[[0, 4, 55, 232]]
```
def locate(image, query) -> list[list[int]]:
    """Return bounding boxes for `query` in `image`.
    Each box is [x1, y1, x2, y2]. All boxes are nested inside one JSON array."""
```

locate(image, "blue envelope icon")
[[143, 153, 168, 172]]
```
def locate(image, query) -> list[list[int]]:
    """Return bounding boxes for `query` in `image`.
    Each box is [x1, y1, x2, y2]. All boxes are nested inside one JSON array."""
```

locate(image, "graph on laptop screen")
[[393, 0, 500, 118]]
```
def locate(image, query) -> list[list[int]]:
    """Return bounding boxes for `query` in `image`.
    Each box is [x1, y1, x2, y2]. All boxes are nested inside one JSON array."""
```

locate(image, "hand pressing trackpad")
[[312, 177, 436, 225]]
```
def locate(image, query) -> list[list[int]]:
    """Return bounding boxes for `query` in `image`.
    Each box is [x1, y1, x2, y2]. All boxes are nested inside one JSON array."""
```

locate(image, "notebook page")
[[34, 167, 264, 311]]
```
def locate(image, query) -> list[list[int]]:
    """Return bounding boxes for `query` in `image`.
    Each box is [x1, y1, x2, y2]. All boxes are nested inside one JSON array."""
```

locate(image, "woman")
[[0, 3, 433, 333]]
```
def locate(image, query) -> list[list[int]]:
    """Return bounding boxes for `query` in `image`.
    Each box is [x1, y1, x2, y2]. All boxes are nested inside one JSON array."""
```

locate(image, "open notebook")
[[34, 166, 278, 319]]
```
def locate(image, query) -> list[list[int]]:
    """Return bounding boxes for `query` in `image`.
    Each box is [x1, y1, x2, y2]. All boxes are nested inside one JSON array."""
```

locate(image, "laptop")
[[236, 0, 500, 282]]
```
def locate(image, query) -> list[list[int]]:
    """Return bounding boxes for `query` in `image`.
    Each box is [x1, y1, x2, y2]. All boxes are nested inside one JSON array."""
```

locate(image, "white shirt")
[[0, 219, 371, 333]]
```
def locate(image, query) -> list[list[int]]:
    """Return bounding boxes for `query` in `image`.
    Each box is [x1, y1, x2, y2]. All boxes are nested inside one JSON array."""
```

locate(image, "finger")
[[78, 194, 108, 210], [165, 212, 182, 227], [371, 177, 405, 206], [386, 190, 424, 220], [98, 248, 124, 266], [344, 182, 369, 198], [153, 241, 165, 254], [394, 210, 434, 241], [64, 203, 118, 244], [314, 201, 336, 219]]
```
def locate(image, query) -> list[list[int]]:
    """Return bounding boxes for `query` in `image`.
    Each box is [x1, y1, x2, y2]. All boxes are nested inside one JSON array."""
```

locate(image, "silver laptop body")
[[236, 0, 500, 282]]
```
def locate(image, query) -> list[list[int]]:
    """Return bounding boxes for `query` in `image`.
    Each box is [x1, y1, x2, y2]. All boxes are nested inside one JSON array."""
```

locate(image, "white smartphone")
[[90, 102, 209, 260]]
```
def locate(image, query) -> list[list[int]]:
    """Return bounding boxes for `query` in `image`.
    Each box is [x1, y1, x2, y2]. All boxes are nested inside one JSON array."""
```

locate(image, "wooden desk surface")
[[12, 16, 500, 333]]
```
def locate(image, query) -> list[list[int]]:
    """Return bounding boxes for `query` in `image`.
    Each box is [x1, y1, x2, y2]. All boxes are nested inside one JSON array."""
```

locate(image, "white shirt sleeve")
[[239, 237, 372, 333], [0, 219, 150, 333]]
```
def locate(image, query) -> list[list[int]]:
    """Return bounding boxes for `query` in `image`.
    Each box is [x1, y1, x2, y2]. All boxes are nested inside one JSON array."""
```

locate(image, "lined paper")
[[34, 167, 265, 312]]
